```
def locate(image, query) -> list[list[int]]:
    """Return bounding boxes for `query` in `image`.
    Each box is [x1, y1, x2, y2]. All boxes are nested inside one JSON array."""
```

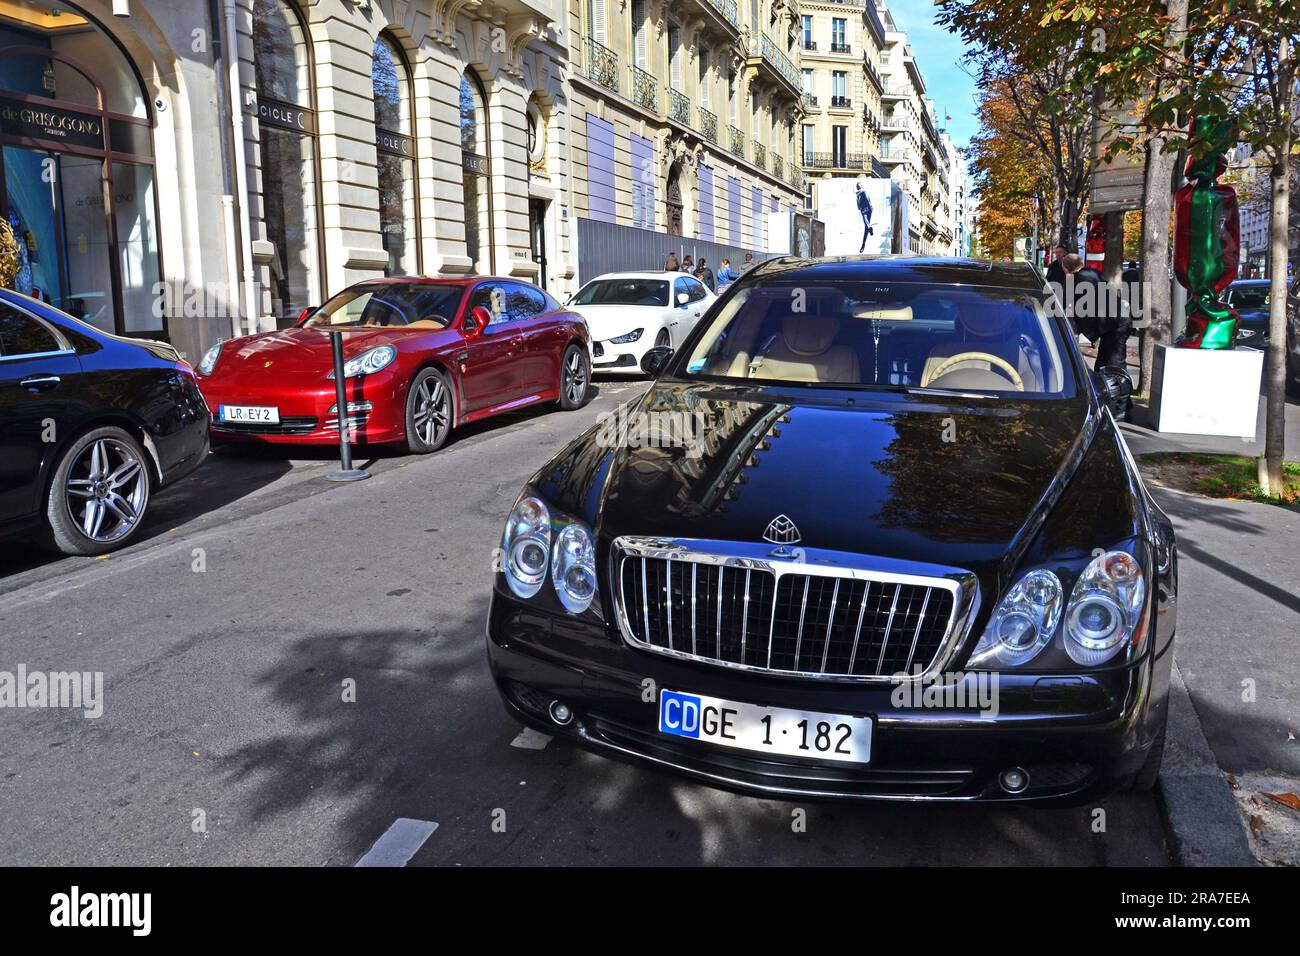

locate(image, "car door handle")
[[455, 351, 469, 362], [19, 375, 60, 391]]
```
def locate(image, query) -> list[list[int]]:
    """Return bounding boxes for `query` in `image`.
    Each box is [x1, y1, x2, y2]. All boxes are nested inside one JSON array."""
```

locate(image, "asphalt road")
[[0, 378, 1169, 866]]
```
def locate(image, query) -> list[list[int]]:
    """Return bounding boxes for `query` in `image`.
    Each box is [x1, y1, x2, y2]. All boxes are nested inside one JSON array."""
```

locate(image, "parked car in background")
[[1223, 278, 1271, 348], [568, 271, 715, 374], [488, 256, 1176, 805], [196, 278, 590, 455], [0, 289, 209, 556]]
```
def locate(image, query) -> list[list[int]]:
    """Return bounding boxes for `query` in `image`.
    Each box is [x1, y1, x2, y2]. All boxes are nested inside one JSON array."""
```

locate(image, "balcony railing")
[[830, 95, 851, 109], [879, 144, 913, 163], [728, 124, 745, 157], [802, 39, 817, 50], [704, 0, 739, 29], [699, 107, 718, 142], [830, 42, 851, 54], [753, 140, 766, 170], [667, 87, 691, 126], [802, 151, 866, 170], [772, 153, 784, 178], [863, 57, 884, 93], [802, 92, 818, 108], [584, 36, 619, 93], [863, 105, 880, 131], [750, 34, 800, 95], [629, 63, 658, 112], [882, 83, 912, 98]]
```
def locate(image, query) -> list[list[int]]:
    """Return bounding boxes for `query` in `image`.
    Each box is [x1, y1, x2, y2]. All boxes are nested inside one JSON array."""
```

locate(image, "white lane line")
[[510, 727, 553, 750], [354, 818, 439, 867]]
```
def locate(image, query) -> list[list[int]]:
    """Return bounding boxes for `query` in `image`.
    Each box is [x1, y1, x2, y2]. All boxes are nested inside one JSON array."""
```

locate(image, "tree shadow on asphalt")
[[221, 598, 1169, 867]]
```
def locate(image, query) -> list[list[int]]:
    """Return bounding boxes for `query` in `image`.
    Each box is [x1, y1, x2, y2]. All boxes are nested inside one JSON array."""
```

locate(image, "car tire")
[[41, 425, 152, 557], [405, 367, 453, 454], [558, 343, 589, 410], [1129, 719, 1167, 792], [655, 327, 671, 349]]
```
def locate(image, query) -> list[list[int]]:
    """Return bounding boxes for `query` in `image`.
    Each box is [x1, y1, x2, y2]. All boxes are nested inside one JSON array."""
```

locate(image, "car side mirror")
[[676, 292, 690, 307], [465, 306, 491, 336], [1098, 365, 1133, 413], [641, 345, 674, 377]]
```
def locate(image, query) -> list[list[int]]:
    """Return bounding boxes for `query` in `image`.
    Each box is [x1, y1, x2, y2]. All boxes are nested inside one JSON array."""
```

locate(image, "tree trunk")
[[1262, 153, 1291, 493], [1137, 135, 1177, 399]]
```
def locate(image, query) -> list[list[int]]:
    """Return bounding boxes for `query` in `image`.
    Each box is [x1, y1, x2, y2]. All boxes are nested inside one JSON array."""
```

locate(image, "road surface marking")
[[511, 728, 552, 750], [355, 818, 439, 867]]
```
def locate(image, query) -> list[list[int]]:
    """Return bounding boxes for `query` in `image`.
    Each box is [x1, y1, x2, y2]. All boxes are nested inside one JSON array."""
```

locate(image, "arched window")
[[459, 71, 493, 275], [0, 0, 160, 336], [372, 33, 418, 276], [251, 0, 321, 326]]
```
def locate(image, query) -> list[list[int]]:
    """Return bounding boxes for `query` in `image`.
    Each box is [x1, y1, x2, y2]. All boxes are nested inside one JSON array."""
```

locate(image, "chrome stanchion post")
[[325, 328, 369, 482]]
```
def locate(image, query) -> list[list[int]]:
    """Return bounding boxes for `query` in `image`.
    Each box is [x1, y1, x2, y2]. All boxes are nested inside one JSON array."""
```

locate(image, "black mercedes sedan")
[[0, 289, 209, 556], [486, 257, 1177, 805]]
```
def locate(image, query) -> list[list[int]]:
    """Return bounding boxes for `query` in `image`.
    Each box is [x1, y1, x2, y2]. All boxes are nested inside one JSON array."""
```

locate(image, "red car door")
[[501, 281, 565, 394], [458, 281, 527, 414]]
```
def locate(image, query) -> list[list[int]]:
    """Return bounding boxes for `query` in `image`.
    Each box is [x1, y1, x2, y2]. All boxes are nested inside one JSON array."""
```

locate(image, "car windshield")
[[1231, 287, 1269, 309], [573, 278, 669, 307], [302, 283, 465, 329], [676, 280, 1073, 397]]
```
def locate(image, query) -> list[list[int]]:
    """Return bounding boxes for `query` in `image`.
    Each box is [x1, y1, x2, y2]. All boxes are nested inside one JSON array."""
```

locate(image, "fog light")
[[999, 767, 1029, 793], [549, 701, 573, 725]]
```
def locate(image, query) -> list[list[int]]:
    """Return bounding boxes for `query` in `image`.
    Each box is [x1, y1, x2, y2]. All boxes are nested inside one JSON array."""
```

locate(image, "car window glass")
[[469, 283, 512, 326], [573, 279, 669, 307], [673, 278, 690, 304], [686, 278, 708, 302], [305, 285, 462, 328], [503, 282, 547, 321], [0, 305, 61, 357]]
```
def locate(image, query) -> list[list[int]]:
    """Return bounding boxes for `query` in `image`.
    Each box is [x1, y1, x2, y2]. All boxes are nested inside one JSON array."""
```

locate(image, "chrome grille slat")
[[613, 539, 972, 683]]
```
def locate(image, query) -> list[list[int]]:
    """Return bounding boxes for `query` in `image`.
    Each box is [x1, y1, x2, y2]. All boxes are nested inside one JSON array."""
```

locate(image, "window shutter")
[[590, 0, 606, 44], [632, 0, 647, 69]]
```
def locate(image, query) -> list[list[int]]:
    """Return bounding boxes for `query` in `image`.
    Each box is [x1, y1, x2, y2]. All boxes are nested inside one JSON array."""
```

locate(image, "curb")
[[1156, 661, 1258, 866]]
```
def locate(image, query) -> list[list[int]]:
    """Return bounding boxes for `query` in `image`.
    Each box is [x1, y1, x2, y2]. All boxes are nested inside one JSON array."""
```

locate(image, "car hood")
[[531, 381, 1109, 598], [210, 326, 444, 379], [573, 304, 664, 338]]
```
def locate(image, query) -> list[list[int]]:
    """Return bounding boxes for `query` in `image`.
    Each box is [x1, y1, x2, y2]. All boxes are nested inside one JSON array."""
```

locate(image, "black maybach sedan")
[[486, 257, 1177, 805], [0, 289, 209, 557]]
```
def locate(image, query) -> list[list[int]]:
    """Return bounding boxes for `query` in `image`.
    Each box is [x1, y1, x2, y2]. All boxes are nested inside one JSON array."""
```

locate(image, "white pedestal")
[[1149, 345, 1264, 438]]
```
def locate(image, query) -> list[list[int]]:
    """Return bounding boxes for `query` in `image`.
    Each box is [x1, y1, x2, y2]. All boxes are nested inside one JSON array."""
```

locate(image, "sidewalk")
[[1115, 385, 1300, 865]]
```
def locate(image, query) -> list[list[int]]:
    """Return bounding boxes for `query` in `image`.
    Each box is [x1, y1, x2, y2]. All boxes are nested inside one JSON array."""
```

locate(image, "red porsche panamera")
[[196, 278, 591, 453]]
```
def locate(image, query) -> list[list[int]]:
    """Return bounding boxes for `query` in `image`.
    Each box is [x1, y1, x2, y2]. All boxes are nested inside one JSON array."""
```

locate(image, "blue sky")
[[886, 2, 979, 151]]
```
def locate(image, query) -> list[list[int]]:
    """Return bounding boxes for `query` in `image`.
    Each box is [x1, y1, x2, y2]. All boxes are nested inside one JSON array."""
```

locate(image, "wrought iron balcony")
[[668, 88, 691, 126], [802, 92, 818, 108], [699, 107, 718, 142], [753, 140, 766, 170], [728, 124, 745, 157], [863, 57, 884, 93], [802, 39, 817, 50], [830, 95, 852, 109], [830, 42, 851, 54], [803, 150, 866, 170], [749, 34, 800, 97], [629, 63, 658, 112], [584, 36, 618, 93], [772, 153, 784, 178]]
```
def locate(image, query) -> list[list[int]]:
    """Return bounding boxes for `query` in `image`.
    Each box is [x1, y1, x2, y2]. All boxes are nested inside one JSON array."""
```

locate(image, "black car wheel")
[[558, 344, 589, 410], [405, 367, 453, 454], [42, 426, 152, 557]]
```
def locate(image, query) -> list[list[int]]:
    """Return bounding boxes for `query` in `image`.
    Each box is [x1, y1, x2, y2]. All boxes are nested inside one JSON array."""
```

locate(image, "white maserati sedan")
[[568, 271, 716, 374]]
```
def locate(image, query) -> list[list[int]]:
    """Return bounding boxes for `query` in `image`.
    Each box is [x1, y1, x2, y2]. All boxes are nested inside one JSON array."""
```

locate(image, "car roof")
[[584, 272, 685, 282], [1230, 278, 1269, 286], [746, 255, 1044, 290]]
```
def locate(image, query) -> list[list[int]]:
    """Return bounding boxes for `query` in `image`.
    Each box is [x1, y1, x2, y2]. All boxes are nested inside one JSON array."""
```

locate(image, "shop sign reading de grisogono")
[[0, 95, 104, 150]]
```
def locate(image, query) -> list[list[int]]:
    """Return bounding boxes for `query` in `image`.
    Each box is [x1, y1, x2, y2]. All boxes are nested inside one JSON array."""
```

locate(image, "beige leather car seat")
[[747, 315, 860, 383], [919, 298, 1038, 390]]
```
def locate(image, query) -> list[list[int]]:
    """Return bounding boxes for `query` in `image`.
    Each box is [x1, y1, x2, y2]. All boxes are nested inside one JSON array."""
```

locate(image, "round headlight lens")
[[968, 569, 1062, 669], [339, 345, 397, 378], [552, 522, 596, 614], [198, 341, 223, 376], [502, 496, 550, 599], [1064, 550, 1146, 666]]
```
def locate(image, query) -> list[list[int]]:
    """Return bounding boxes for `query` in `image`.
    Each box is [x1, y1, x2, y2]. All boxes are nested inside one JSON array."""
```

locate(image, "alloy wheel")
[[64, 438, 148, 544], [564, 349, 587, 405], [411, 376, 450, 446]]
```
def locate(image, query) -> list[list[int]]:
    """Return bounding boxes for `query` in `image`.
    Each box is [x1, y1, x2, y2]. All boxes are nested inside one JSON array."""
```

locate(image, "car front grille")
[[612, 537, 976, 681], [213, 416, 318, 436]]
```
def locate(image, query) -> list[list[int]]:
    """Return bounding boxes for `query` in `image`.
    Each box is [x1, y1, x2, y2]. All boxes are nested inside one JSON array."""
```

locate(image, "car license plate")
[[658, 689, 872, 764], [219, 404, 280, 424]]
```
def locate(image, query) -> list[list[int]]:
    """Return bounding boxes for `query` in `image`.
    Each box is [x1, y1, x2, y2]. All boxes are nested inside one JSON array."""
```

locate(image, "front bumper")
[[591, 336, 651, 374], [486, 588, 1171, 805], [199, 374, 407, 446]]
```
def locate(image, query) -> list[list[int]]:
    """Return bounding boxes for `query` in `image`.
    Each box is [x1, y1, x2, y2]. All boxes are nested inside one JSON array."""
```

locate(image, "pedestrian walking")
[[1045, 244, 1068, 287], [717, 258, 739, 285], [663, 252, 680, 271], [696, 257, 716, 291], [681, 255, 694, 274]]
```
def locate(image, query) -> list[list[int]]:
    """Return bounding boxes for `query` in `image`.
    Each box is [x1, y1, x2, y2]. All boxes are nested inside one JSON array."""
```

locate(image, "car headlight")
[[968, 569, 1062, 668], [502, 496, 550, 599], [552, 522, 597, 613], [328, 345, 397, 379], [1064, 550, 1145, 666], [198, 341, 223, 376], [609, 328, 643, 344]]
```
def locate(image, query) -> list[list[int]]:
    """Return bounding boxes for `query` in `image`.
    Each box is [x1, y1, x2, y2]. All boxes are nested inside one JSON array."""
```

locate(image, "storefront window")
[[460, 71, 492, 275], [373, 34, 418, 276], [0, 0, 159, 336], [252, 0, 321, 327]]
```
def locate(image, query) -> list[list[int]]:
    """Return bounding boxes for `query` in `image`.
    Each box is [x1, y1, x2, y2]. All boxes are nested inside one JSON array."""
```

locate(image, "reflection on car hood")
[[532, 381, 1106, 593], [210, 326, 446, 377]]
